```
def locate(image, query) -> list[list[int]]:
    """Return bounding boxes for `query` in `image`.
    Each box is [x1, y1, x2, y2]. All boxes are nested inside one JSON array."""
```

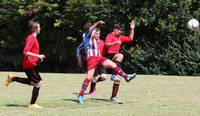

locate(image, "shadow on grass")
[[5, 104, 27, 107], [61, 98, 79, 103], [70, 92, 126, 104], [72, 92, 91, 96], [63, 93, 109, 104], [89, 98, 109, 102], [90, 98, 124, 104], [62, 98, 110, 103]]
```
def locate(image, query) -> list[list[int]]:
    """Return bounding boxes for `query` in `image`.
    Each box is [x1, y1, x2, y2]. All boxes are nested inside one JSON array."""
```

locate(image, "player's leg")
[[102, 58, 136, 82], [29, 82, 42, 109], [78, 57, 102, 103], [89, 76, 99, 95], [113, 53, 123, 63], [96, 67, 107, 82], [79, 57, 100, 97], [110, 80, 122, 103], [111, 53, 123, 81], [110, 53, 123, 103], [78, 69, 95, 103], [5, 73, 31, 86], [89, 69, 99, 95], [79, 69, 96, 97], [26, 67, 43, 109], [89, 73, 107, 95], [89, 67, 107, 95]]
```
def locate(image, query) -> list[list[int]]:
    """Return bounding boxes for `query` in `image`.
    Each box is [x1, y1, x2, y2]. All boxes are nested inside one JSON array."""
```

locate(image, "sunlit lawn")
[[1, 72, 200, 116]]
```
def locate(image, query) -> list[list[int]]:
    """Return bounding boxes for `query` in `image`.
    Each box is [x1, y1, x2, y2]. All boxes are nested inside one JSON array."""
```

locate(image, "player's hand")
[[130, 19, 135, 29], [116, 40, 121, 45], [77, 59, 82, 67], [98, 20, 105, 25], [39, 54, 46, 62]]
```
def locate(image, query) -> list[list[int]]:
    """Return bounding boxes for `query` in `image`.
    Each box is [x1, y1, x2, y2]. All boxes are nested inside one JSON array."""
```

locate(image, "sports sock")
[[89, 81, 96, 93], [79, 78, 90, 96], [111, 83, 120, 98], [12, 77, 31, 85], [113, 67, 128, 79], [30, 87, 40, 104], [97, 77, 104, 82], [112, 62, 121, 78]]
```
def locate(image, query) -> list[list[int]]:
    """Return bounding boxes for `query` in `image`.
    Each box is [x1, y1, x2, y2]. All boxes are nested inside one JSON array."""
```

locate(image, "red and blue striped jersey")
[[84, 27, 101, 58]]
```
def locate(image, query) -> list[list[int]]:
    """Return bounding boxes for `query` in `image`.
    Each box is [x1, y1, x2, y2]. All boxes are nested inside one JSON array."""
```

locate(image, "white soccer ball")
[[187, 18, 199, 30]]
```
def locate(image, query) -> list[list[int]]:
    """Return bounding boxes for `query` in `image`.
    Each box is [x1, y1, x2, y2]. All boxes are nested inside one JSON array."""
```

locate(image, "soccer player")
[[76, 23, 107, 95], [78, 20, 136, 104], [5, 19, 45, 109], [88, 35, 107, 95], [77, 41, 107, 96], [104, 19, 135, 103], [77, 22, 92, 72]]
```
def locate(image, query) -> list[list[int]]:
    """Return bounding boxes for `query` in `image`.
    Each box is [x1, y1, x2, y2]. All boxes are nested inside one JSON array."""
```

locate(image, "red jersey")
[[105, 32, 132, 54], [23, 34, 40, 69], [98, 40, 105, 56]]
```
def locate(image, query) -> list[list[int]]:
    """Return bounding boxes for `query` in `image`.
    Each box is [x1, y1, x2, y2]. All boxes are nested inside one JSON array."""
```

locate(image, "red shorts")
[[86, 56, 107, 71]]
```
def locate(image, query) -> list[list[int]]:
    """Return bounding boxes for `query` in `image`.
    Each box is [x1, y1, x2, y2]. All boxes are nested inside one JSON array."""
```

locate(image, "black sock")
[[30, 87, 40, 104], [111, 83, 120, 98], [89, 82, 96, 93], [12, 77, 31, 85], [97, 77, 104, 82]]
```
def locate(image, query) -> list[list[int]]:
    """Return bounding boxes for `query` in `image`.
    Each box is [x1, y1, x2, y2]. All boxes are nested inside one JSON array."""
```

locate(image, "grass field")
[[1, 72, 200, 116]]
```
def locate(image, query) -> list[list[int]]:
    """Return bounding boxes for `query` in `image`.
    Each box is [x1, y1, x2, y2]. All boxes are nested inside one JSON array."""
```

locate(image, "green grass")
[[1, 72, 200, 116]]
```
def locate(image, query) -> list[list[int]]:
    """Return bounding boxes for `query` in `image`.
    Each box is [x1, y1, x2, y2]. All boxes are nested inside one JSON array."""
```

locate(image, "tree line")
[[0, 0, 200, 75]]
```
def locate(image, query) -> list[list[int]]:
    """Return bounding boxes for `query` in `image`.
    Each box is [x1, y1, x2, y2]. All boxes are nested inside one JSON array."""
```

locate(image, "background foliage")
[[0, 0, 199, 75]]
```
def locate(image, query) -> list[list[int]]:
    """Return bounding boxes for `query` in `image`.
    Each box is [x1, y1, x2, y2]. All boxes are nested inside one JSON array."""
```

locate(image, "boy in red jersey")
[[104, 19, 135, 103], [78, 20, 136, 104], [5, 19, 45, 109]]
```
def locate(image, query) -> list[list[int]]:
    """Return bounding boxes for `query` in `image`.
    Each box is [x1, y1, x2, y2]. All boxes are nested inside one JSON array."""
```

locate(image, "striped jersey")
[[83, 27, 101, 58]]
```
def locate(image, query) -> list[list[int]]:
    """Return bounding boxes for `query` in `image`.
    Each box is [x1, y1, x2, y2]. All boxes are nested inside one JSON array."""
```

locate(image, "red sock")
[[113, 67, 128, 79], [79, 78, 90, 96], [112, 62, 121, 76]]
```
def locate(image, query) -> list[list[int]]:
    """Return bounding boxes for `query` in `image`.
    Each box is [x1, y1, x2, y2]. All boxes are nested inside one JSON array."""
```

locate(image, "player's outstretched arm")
[[90, 20, 105, 30], [129, 19, 135, 40]]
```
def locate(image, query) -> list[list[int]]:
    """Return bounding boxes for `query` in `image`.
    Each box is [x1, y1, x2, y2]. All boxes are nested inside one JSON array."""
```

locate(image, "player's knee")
[[33, 82, 41, 88], [115, 54, 123, 62], [87, 76, 93, 81], [101, 75, 107, 81], [114, 80, 120, 84], [87, 72, 95, 80], [118, 53, 123, 59]]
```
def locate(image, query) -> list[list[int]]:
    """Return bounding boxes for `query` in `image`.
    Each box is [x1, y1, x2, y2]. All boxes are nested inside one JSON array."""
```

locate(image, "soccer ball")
[[187, 18, 199, 30]]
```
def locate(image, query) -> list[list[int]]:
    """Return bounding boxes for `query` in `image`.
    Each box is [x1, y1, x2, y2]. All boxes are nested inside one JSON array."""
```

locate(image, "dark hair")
[[113, 24, 122, 30], [94, 27, 100, 32], [83, 22, 92, 32]]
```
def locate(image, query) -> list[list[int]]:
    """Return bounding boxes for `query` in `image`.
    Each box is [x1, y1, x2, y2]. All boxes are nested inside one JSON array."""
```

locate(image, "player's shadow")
[[89, 98, 109, 102], [5, 104, 27, 107], [61, 98, 79, 103], [62, 92, 111, 103]]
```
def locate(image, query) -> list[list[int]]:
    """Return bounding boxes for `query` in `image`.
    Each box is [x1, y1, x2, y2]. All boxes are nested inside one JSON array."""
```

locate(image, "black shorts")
[[24, 66, 42, 83], [105, 53, 116, 61], [94, 66, 107, 76]]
